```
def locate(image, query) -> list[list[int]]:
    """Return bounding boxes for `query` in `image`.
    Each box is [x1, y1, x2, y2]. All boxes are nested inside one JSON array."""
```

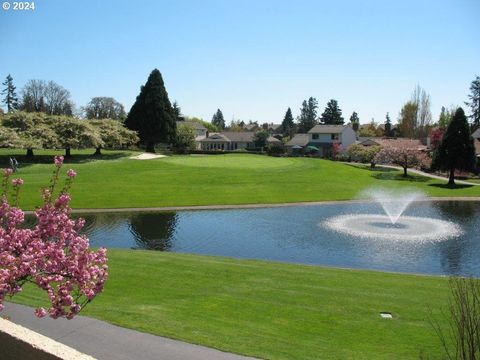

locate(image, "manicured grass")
[[11, 250, 452, 360], [0, 150, 478, 210]]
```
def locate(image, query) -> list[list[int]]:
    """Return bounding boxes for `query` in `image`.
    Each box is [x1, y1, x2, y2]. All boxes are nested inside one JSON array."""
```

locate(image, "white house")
[[307, 124, 357, 156], [198, 132, 281, 151]]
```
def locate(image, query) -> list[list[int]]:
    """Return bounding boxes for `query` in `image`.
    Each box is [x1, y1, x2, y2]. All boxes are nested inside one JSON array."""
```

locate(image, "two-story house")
[[307, 125, 356, 156]]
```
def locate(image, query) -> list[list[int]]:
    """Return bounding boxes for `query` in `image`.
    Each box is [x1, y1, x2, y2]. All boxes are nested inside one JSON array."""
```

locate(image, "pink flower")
[[0, 161, 108, 320], [54, 156, 64, 167], [3, 168, 13, 177], [35, 307, 47, 318], [66, 169, 76, 178], [12, 178, 24, 186]]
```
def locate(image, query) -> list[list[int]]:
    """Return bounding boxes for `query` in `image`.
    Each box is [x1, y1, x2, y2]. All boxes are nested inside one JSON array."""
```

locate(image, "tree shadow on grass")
[[343, 163, 398, 173], [428, 183, 475, 190], [371, 172, 430, 182], [0, 151, 133, 168]]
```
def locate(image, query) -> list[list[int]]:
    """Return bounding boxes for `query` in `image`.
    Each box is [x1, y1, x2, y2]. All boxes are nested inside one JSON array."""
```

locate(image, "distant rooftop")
[[308, 125, 349, 134]]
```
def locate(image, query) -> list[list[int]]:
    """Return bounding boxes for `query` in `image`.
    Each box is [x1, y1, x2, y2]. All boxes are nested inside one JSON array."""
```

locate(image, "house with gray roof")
[[307, 124, 356, 156], [198, 132, 280, 151]]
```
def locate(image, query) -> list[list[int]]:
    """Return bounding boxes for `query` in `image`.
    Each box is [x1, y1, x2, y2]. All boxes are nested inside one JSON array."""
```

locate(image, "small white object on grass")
[[380, 312, 393, 319]]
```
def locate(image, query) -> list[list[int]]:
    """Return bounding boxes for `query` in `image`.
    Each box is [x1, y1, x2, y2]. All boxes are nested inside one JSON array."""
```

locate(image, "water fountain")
[[323, 188, 462, 242]]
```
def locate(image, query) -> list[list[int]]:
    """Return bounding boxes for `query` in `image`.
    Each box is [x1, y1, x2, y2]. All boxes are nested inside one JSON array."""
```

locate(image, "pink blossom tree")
[[374, 147, 430, 177], [331, 141, 342, 159], [0, 156, 108, 319]]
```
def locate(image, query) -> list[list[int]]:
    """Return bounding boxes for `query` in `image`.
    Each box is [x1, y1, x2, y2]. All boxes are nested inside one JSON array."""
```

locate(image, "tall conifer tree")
[[281, 107, 295, 137], [125, 69, 176, 153], [321, 99, 344, 125], [1, 74, 18, 113], [432, 108, 476, 186], [211, 109, 225, 130]]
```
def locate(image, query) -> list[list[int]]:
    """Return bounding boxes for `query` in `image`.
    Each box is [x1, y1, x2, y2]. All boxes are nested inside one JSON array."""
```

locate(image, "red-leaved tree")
[[0, 156, 108, 319]]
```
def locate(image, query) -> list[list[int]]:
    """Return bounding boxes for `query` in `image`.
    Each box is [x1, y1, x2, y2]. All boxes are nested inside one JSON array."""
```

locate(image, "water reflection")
[[129, 212, 177, 250], [24, 202, 480, 276]]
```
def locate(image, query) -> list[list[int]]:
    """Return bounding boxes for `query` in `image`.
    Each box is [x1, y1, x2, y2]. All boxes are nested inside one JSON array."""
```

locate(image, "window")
[[312, 134, 319, 140], [331, 134, 339, 140]]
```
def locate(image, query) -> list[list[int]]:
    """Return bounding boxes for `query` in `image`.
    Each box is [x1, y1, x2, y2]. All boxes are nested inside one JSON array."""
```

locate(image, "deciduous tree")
[[0, 158, 108, 319], [2, 112, 59, 157], [83, 97, 126, 120], [48, 116, 102, 157], [397, 101, 418, 138], [20, 80, 74, 116], [375, 145, 429, 177], [87, 119, 139, 155], [173, 123, 197, 153]]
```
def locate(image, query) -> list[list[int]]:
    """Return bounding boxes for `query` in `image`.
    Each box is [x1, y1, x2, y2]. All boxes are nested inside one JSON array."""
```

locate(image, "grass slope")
[[11, 250, 451, 360], [1, 150, 478, 210]]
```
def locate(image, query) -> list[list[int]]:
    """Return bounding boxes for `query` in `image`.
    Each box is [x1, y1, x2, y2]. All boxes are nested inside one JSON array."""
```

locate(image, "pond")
[[74, 201, 479, 276]]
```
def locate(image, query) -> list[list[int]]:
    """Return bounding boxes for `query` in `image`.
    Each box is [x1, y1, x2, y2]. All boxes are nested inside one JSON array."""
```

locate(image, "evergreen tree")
[[1, 74, 18, 113], [349, 111, 359, 132], [384, 112, 392, 137], [321, 99, 344, 125], [466, 75, 480, 129], [297, 97, 318, 133], [432, 108, 476, 186], [281, 107, 295, 137], [125, 69, 176, 153], [211, 109, 225, 130], [172, 101, 182, 120]]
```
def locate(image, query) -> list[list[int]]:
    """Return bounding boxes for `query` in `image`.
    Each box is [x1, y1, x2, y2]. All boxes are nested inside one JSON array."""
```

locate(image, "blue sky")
[[1, 0, 479, 124]]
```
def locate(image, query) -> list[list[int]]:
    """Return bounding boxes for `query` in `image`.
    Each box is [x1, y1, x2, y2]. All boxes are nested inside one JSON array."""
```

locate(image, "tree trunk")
[[26, 148, 34, 157], [146, 142, 155, 153], [448, 168, 455, 186], [94, 147, 102, 156], [65, 148, 71, 157], [403, 166, 407, 177]]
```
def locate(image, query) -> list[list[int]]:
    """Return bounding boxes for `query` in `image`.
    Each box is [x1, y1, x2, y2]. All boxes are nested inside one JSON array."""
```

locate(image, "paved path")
[[3, 303, 258, 360], [377, 164, 480, 186]]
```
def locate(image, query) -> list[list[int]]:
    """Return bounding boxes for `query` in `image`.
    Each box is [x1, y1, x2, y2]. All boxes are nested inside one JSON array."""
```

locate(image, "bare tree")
[[20, 79, 74, 116], [411, 85, 432, 138], [431, 277, 480, 360]]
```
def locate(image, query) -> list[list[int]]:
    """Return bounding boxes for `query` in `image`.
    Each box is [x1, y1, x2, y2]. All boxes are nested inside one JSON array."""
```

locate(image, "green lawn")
[[11, 250, 452, 360], [0, 150, 478, 210]]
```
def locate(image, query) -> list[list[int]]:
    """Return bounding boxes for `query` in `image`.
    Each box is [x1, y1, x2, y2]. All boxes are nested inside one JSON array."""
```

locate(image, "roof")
[[198, 132, 255, 143], [244, 124, 260, 131], [359, 138, 427, 150], [472, 128, 480, 139], [308, 125, 348, 134], [221, 132, 255, 142], [198, 133, 230, 142], [286, 134, 309, 147], [267, 136, 282, 144], [176, 121, 207, 130]]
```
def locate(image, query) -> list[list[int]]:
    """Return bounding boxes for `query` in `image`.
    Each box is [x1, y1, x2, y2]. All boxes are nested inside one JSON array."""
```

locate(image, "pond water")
[[73, 201, 479, 276]]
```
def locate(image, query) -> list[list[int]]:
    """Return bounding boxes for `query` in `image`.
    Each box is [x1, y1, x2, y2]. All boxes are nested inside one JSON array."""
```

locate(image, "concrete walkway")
[[376, 164, 480, 186], [3, 303, 258, 360]]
